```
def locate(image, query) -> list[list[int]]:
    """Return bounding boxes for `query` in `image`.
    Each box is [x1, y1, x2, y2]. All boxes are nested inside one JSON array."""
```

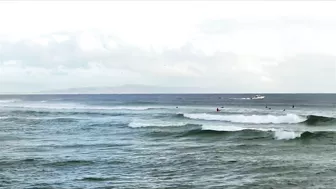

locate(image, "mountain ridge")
[[37, 85, 211, 94]]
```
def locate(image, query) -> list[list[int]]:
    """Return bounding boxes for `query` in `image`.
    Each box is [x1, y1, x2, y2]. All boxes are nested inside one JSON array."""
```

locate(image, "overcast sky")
[[0, 1, 335, 93]]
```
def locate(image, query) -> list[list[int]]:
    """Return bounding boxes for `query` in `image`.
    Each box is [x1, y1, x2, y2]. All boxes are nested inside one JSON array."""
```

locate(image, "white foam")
[[202, 125, 275, 132], [0, 101, 152, 111], [273, 130, 301, 140], [202, 125, 302, 140], [202, 125, 246, 131], [229, 98, 251, 100], [184, 113, 306, 124], [0, 99, 21, 103]]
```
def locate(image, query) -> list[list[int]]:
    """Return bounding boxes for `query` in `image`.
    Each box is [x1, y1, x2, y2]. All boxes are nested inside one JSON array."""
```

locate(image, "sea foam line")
[[183, 113, 305, 124], [201, 125, 301, 140]]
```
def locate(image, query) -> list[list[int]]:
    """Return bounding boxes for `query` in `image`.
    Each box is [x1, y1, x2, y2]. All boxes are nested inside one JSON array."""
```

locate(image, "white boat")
[[251, 95, 265, 100]]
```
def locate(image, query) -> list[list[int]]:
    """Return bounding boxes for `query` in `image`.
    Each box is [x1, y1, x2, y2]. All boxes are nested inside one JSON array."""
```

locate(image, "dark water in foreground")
[[1, 94, 336, 189]]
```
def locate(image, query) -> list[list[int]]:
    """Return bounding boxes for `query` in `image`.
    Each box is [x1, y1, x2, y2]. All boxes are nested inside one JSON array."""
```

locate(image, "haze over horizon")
[[0, 1, 335, 94], [5, 84, 336, 95]]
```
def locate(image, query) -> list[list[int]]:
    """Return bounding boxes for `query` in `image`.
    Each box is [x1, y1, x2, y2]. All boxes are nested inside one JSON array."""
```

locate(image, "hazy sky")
[[0, 1, 335, 93]]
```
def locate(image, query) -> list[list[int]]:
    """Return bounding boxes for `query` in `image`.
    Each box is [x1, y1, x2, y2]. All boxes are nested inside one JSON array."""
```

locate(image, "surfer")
[[283, 109, 286, 111], [265, 105, 268, 108], [292, 105, 295, 108], [216, 108, 220, 112]]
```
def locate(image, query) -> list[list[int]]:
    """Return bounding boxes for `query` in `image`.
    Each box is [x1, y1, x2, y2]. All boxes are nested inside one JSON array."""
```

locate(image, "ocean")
[[0, 94, 336, 189]]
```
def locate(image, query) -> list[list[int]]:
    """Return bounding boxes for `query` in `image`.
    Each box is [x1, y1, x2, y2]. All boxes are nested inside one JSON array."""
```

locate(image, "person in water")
[[216, 108, 220, 112]]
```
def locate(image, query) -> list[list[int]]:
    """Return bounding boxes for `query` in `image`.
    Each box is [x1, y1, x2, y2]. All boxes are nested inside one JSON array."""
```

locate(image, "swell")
[[78, 177, 117, 182], [1, 117, 80, 123], [0, 158, 42, 166], [129, 121, 201, 128], [145, 123, 336, 141], [8, 110, 127, 117], [179, 113, 336, 125], [302, 115, 336, 126], [180, 128, 271, 138], [182, 128, 336, 141], [45, 160, 95, 167], [0, 110, 128, 122]]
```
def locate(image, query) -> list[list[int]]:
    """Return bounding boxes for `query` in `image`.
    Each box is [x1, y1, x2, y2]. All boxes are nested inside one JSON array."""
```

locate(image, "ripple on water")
[[44, 160, 95, 167]]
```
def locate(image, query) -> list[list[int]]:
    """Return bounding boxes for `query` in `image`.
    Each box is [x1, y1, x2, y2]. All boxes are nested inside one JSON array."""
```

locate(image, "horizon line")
[[1, 92, 336, 95]]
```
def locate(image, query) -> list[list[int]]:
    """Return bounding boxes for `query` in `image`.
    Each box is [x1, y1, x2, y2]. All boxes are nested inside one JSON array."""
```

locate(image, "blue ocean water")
[[1, 94, 336, 189]]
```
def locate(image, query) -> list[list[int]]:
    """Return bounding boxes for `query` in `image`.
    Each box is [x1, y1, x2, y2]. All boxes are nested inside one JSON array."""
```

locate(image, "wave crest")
[[183, 113, 305, 124], [183, 126, 336, 141], [128, 121, 200, 128], [303, 115, 336, 126], [273, 130, 301, 140]]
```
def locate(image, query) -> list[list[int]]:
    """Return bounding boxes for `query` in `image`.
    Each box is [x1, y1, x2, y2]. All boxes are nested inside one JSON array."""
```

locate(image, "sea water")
[[0, 94, 336, 188]]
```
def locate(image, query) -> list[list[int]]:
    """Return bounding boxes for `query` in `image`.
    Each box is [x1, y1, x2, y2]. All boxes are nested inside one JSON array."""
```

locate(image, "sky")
[[0, 1, 335, 93]]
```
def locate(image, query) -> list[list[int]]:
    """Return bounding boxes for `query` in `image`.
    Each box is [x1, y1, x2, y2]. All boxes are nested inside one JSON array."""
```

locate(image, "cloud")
[[0, 1, 335, 93], [0, 31, 274, 92], [0, 30, 335, 93], [266, 54, 336, 92]]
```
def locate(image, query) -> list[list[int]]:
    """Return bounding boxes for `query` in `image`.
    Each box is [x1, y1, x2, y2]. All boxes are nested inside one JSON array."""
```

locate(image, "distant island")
[[38, 85, 212, 94]]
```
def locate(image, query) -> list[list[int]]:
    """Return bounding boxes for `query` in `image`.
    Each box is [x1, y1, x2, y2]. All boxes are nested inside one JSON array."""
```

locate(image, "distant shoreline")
[[1, 93, 336, 95]]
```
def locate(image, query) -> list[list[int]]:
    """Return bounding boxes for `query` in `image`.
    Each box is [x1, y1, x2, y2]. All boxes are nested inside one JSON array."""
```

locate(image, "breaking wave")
[[139, 122, 336, 141], [273, 130, 301, 140], [181, 113, 336, 126], [303, 115, 336, 126], [181, 125, 336, 141], [183, 113, 305, 124], [200, 125, 299, 140]]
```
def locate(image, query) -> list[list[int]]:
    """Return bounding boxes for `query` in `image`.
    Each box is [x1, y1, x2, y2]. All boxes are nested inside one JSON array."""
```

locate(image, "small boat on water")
[[251, 95, 265, 100]]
